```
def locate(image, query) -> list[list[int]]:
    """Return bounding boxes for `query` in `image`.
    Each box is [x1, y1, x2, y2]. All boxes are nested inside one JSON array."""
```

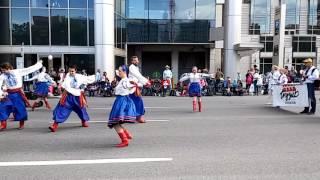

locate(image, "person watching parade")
[[300, 58, 319, 115]]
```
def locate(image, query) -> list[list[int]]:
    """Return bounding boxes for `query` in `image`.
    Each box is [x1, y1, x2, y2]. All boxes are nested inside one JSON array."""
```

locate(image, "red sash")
[[7, 88, 31, 107], [59, 91, 87, 108]]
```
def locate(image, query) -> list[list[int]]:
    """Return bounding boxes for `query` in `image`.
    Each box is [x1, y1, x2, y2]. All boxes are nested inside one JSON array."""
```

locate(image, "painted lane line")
[[0, 158, 173, 167], [64, 120, 170, 124], [89, 107, 176, 110]]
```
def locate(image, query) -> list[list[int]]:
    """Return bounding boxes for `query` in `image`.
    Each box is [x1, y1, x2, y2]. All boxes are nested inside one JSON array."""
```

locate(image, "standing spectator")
[[253, 69, 262, 96], [278, 68, 288, 85], [300, 58, 319, 115], [163, 65, 173, 90], [245, 68, 254, 93], [58, 68, 65, 94], [215, 68, 224, 92]]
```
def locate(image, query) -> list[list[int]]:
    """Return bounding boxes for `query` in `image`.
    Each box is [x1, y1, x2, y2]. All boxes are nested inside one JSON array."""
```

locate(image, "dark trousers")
[[304, 83, 316, 113]]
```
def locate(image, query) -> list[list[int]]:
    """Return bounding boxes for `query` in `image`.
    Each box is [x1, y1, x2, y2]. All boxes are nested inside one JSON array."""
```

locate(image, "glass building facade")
[[126, 0, 215, 43], [0, 0, 94, 46], [249, 0, 272, 35]]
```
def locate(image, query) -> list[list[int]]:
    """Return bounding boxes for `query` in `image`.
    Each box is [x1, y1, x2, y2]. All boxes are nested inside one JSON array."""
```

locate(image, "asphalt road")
[[0, 96, 320, 180]]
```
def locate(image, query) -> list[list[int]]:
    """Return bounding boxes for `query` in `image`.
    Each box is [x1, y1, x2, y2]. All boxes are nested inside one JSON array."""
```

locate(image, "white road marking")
[[0, 158, 173, 167], [89, 107, 176, 110], [64, 120, 170, 124]]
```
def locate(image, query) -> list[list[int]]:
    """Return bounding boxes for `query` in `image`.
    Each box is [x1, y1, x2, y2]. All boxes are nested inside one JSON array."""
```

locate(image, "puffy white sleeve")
[[82, 75, 96, 85], [61, 75, 81, 96], [129, 65, 148, 85], [17, 61, 43, 76], [26, 74, 39, 81], [179, 74, 190, 82], [45, 74, 55, 84], [201, 73, 213, 78]]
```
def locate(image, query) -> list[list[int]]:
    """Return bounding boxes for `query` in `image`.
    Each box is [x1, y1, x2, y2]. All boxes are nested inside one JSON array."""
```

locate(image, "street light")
[[48, 54, 53, 61]]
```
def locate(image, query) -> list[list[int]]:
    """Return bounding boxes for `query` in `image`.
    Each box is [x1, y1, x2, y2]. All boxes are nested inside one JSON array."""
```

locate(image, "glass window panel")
[[116, 0, 121, 14], [12, 0, 29, 7], [64, 54, 95, 74], [116, 15, 121, 48], [70, 0, 86, 8], [174, 0, 195, 19], [127, 0, 148, 19], [194, 20, 209, 42], [149, 0, 170, 19], [265, 42, 273, 52], [249, 0, 271, 34], [149, 19, 171, 42], [0, 8, 10, 45], [70, 9, 87, 46], [12, 8, 30, 45], [88, 0, 93, 9], [31, 8, 49, 45], [126, 19, 148, 42], [88, 10, 94, 46], [121, 0, 126, 16], [0, 0, 9, 7], [173, 20, 195, 42], [196, 0, 215, 20], [50, 0, 68, 8], [299, 42, 311, 52], [51, 9, 68, 45], [286, 0, 300, 30], [31, 0, 49, 7]]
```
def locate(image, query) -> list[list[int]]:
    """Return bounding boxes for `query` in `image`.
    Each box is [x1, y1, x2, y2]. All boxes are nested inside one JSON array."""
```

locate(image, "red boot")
[[193, 101, 197, 112], [31, 102, 37, 111], [116, 132, 129, 148], [18, 121, 25, 130], [0, 121, 7, 131], [49, 122, 59, 132], [82, 120, 89, 127], [123, 129, 133, 140], [44, 100, 51, 110], [198, 101, 202, 112]]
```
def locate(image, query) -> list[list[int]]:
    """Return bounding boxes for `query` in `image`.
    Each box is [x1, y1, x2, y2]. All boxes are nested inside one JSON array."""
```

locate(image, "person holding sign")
[[300, 58, 319, 115]]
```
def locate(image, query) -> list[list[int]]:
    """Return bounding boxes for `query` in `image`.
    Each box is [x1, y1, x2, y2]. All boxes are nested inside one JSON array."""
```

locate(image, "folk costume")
[[0, 61, 43, 129], [29, 68, 55, 110], [179, 72, 212, 112], [49, 73, 95, 132], [0, 76, 13, 130], [108, 69, 137, 147], [128, 64, 149, 123]]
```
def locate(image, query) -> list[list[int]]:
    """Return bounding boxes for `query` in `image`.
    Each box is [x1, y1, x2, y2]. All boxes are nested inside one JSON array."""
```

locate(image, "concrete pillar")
[[171, 50, 179, 85], [209, 48, 215, 73], [223, 0, 242, 79], [95, 0, 115, 79]]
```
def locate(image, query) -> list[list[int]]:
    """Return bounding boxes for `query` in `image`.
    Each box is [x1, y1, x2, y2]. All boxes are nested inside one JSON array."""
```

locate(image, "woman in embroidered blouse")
[[108, 65, 137, 148]]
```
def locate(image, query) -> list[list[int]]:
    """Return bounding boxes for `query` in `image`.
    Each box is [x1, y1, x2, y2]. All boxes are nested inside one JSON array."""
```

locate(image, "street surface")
[[0, 96, 320, 180]]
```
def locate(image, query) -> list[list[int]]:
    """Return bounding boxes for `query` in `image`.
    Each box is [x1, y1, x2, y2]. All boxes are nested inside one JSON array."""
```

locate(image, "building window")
[[260, 36, 273, 52], [0, 8, 10, 45], [115, 0, 126, 49], [308, 0, 320, 35], [285, 0, 301, 34], [292, 58, 304, 72], [31, 8, 49, 45], [292, 36, 316, 52], [12, 8, 30, 45], [249, 0, 271, 35], [51, 9, 68, 45], [259, 58, 272, 74], [126, 0, 215, 43], [70, 9, 87, 46]]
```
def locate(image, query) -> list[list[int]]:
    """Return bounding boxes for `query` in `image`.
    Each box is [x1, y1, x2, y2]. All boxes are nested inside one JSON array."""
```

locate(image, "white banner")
[[273, 84, 309, 107]]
